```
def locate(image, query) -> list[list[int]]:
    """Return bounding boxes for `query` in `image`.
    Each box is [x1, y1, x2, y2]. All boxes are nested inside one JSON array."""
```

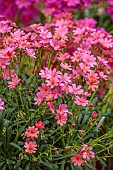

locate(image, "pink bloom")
[[57, 53, 70, 63], [25, 126, 39, 139], [39, 28, 52, 39], [71, 51, 83, 62], [47, 68, 62, 79], [15, 0, 32, 9], [46, 77, 59, 88], [98, 71, 108, 80], [34, 92, 44, 105], [38, 83, 51, 96], [82, 53, 96, 67], [69, 84, 83, 95], [0, 58, 10, 68], [35, 121, 44, 129], [60, 63, 72, 70], [62, 85, 69, 94], [39, 67, 49, 79], [80, 144, 95, 160], [55, 112, 67, 126], [50, 39, 62, 51], [26, 48, 36, 58], [57, 104, 68, 114], [74, 96, 88, 106], [8, 76, 20, 89], [45, 93, 54, 101], [79, 62, 90, 73], [0, 21, 12, 34], [24, 141, 37, 154], [99, 37, 113, 48], [71, 153, 84, 166], [59, 73, 71, 86], [0, 98, 4, 110], [87, 80, 99, 91]]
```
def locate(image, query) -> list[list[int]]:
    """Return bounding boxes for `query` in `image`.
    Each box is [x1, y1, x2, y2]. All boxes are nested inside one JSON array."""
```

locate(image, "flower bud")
[[64, 146, 71, 150], [71, 123, 77, 127], [92, 111, 98, 118], [52, 148, 57, 151]]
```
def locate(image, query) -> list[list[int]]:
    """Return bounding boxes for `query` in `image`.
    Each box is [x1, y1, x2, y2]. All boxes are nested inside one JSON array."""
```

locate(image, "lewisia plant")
[[0, 14, 113, 169]]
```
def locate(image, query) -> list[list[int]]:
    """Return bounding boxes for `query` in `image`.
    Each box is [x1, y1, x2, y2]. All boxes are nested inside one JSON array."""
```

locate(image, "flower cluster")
[[71, 144, 95, 166], [1, 0, 113, 26], [24, 121, 44, 154], [0, 15, 113, 124], [106, 0, 113, 20], [44, 0, 91, 16], [0, 0, 42, 25]]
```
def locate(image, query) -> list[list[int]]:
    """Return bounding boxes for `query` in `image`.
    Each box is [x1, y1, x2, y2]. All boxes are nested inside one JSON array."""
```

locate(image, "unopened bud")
[[92, 111, 98, 118]]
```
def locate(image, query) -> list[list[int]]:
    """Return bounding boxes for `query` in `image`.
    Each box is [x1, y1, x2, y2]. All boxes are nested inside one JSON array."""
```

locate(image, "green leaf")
[[3, 119, 10, 128], [53, 154, 72, 161], [60, 163, 65, 170], [86, 163, 96, 170], [24, 155, 29, 161], [78, 113, 83, 124], [82, 114, 90, 125], [0, 111, 3, 122], [2, 164, 6, 170], [0, 161, 5, 167], [10, 142, 22, 150], [0, 141, 2, 147], [41, 162, 53, 169], [25, 163, 30, 170], [7, 126, 12, 149]]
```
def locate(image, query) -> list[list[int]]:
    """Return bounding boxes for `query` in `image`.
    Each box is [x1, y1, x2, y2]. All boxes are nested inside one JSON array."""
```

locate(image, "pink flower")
[[87, 79, 99, 91], [25, 126, 39, 139], [57, 104, 68, 114], [55, 112, 67, 126], [82, 53, 96, 67], [60, 63, 72, 70], [79, 62, 90, 73], [39, 28, 52, 39], [98, 71, 108, 80], [39, 68, 49, 78], [71, 153, 84, 166], [8, 76, 20, 89], [46, 77, 59, 88], [57, 53, 70, 63], [99, 37, 113, 48], [69, 84, 83, 95], [35, 121, 44, 129], [24, 141, 37, 154], [80, 144, 95, 160], [34, 92, 44, 105], [74, 96, 88, 106], [15, 0, 32, 9], [59, 73, 71, 86], [26, 48, 36, 58], [71, 51, 83, 62], [0, 98, 4, 110], [0, 58, 10, 68]]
